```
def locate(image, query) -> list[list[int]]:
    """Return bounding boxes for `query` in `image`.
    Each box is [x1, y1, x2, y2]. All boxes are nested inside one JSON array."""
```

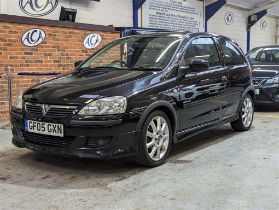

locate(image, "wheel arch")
[[237, 85, 255, 113], [242, 85, 255, 99], [136, 101, 178, 143]]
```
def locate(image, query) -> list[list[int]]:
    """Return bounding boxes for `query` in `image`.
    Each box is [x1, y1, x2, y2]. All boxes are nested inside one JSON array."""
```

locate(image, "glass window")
[[247, 49, 279, 65], [247, 49, 260, 63], [220, 39, 245, 66], [80, 36, 182, 71], [182, 37, 221, 68]]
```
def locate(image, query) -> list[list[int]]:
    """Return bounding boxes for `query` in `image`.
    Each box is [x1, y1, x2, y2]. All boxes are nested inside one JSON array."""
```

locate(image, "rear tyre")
[[136, 111, 172, 167], [231, 94, 254, 131]]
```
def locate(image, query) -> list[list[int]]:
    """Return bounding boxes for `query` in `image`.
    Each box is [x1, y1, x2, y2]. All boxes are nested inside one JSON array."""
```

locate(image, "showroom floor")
[[0, 111, 278, 210]]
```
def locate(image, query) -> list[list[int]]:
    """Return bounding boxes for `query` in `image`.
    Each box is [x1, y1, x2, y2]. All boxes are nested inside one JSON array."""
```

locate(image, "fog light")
[[97, 138, 111, 147], [86, 137, 112, 148]]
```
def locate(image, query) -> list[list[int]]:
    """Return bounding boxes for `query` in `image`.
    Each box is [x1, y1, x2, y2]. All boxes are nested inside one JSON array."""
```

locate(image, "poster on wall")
[[139, 0, 204, 32]]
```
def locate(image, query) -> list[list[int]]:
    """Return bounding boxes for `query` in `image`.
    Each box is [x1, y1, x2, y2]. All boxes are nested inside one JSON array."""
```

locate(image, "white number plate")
[[24, 120, 64, 137], [255, 89, 260, 95]]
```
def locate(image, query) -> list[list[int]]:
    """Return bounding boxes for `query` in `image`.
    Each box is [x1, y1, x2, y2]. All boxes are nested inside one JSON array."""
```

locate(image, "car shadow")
[[0, 125, 240, 190]]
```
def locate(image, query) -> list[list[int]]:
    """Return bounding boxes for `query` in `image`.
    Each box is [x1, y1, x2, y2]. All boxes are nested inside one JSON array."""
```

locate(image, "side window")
[[220, 39, 245, 66], [183, 37, 221, 68], [258, 52, 266, 62]]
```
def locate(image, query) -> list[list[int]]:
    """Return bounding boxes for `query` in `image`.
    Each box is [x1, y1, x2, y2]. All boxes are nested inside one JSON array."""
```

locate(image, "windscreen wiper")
[[76, 66, 123, 71], [131, 67, 162, 71], [91, 66, 124, 70]]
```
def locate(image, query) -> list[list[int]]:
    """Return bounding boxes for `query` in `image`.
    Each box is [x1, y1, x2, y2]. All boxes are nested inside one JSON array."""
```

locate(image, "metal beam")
[[249, 0, 279, 15], [205, 0, 227, 32], [133, 0, 147, 28]]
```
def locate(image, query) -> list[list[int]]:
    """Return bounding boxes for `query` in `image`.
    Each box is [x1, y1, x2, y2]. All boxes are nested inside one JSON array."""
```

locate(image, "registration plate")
[[255, 89, 260, 95], [24, 120, 64, 137]]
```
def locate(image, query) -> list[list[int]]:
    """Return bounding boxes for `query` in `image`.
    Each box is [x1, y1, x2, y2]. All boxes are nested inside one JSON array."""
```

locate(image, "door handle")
[[222, 76, 228, 84]]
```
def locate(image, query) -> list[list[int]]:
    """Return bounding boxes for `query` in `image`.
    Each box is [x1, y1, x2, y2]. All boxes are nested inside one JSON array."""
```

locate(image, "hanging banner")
[[140, 0, 204, 32]]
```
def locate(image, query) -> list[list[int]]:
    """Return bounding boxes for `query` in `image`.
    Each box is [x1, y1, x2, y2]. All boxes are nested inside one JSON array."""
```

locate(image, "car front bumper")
[[254, 85, 279, 106], [10, 110, 141, 159]]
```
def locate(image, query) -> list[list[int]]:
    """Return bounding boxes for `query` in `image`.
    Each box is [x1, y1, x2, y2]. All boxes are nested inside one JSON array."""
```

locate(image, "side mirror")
[[74, 60, 82, 68], [189, 59, 209, 72]]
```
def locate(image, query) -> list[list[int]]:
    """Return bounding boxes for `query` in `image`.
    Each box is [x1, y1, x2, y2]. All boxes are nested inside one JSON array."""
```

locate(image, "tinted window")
[[183, 37, 221, 68], [247, 49, 279, 65], [220, 39, 244, 66], [246, 48, 259, 63], [81, 36, 182, 71]]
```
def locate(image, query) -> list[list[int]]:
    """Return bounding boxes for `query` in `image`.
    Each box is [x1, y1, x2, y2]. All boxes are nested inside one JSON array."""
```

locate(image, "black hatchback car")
[[11, 32, 254, 166], [247, 46, 279, 107]]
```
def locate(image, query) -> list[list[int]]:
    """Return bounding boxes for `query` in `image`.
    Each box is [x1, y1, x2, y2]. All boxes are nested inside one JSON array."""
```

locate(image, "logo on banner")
[[22, 29, 46, 47], [260, 19, 267, 30], [224, 12, 234, 25], [19, 0, 59, 17], [84, 34, 102, 49]]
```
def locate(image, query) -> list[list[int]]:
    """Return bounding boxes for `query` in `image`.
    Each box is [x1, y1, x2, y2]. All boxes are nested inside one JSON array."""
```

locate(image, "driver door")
[[177, 36, 228, 131]]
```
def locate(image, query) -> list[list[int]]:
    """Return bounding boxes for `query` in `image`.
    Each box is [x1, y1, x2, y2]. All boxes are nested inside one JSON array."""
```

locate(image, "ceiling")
[[225, 0, 279, 17]]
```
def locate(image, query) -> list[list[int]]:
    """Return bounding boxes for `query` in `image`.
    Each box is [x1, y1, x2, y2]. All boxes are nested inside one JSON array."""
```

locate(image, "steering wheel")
[[110, 60, 129, 67]]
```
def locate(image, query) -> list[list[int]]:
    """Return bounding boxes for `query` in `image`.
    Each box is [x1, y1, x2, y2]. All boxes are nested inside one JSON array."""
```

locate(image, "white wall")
[[250, 16, 277, 49], [208, 5, 248, 52], [208, 4, 278, 53], [0, 0, 133, 27]]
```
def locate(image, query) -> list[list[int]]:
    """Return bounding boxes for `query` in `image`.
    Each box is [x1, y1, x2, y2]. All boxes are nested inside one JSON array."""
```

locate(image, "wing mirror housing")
[[189, 59, 209, 72], [74, 60, 83, 68]]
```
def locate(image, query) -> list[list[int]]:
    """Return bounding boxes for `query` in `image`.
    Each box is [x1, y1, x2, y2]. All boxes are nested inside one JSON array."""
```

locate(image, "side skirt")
[[175, 114, 238, 143]]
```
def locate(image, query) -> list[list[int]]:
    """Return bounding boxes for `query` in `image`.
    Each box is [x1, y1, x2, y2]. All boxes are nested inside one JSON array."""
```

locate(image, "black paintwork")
[[248, 46, 279, 106], [11, 32, 254, 159]]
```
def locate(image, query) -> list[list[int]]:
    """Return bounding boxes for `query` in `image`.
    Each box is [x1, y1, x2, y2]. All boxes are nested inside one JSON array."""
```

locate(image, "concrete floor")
[[0, 111, 278, 210]]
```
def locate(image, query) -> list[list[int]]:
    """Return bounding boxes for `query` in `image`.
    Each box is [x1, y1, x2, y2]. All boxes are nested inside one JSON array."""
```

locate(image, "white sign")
[[84, 34, 102, 49], [19, 0, 59, 17], [22, 29, 46, 47], [224, 12, 234, 25], [260, 19, 267, 30], [140, 0, 204, 32]]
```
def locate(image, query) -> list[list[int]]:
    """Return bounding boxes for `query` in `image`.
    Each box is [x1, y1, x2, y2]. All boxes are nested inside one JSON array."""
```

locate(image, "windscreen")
[[80, 36, 182, 71]]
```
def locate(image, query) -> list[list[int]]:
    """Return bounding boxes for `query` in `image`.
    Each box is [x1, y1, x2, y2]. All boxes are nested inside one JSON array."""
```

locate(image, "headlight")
[[265, 76, 279, 84], [78, 96, 127, 116], [15, 94, 23, 109]]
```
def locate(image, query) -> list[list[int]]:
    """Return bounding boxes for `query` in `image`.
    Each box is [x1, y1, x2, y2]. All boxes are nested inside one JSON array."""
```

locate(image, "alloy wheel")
[[146, 116, 170, 161], [241, 97, 254, 127]]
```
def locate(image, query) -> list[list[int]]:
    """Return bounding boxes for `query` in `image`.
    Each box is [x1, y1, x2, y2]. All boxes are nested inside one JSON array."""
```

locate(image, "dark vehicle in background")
[[247, 46, 279, 107], [11, 32, 254, 167]]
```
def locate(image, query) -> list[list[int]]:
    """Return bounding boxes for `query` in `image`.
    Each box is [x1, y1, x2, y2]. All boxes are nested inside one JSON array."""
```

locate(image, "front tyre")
[[136, 111, 172, 167], [231, 94, 254, 131]]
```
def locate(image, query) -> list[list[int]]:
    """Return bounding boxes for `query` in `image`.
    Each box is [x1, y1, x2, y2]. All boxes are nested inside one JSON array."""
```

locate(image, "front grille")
[[253, 79, 264, 86], [26, 103, 43, 115], [25, 103, 77, 118], [255, 92, 271, 102], [252, 70, 278, 78], [86, 138, 98, 148], [24, 132, 74, 147]]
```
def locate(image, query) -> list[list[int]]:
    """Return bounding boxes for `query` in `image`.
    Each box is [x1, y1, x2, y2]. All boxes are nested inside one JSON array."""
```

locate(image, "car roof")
[[250, 45, 279, 52], [128, 31, 233, 40]]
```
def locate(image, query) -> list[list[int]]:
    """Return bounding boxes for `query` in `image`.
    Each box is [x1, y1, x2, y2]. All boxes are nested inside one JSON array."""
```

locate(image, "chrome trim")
[[25, 102, 77, 109], [25, 102, 78, 116]]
